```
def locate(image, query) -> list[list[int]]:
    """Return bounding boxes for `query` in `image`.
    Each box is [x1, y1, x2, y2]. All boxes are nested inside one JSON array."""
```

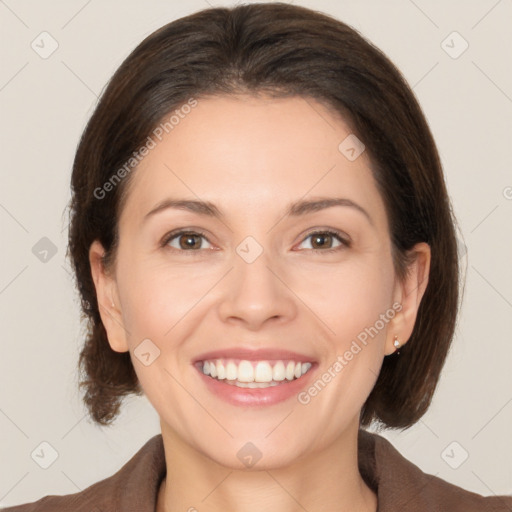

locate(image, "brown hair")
[[67, 2, 461, 428]]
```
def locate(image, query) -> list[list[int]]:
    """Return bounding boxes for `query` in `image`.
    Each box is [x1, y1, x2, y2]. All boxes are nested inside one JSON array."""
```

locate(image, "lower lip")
[[195, 363, 317, 406]]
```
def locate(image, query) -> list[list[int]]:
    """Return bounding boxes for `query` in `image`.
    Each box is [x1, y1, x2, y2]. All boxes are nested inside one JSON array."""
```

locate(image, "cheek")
[[116, 257, 218, 341], [293, 256, 394, 401], [296, 258, 394, 414], [293, 255, 395, 343]]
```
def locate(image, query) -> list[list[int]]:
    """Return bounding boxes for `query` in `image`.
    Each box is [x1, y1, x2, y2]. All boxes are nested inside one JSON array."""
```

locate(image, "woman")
[[3, 3, 511, 511]]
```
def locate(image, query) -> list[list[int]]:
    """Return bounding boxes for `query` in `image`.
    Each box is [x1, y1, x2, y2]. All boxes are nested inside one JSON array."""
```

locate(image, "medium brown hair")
[[67, 2, 461, 427]]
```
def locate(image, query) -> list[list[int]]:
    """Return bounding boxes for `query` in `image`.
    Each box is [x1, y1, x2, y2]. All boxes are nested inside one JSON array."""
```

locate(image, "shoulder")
[[358, 429, 512, 512], [1, 434, 166, 512]]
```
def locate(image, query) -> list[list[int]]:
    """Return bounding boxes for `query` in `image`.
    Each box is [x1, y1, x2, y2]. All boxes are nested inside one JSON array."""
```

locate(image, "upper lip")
[[193, 348, 316, 363]]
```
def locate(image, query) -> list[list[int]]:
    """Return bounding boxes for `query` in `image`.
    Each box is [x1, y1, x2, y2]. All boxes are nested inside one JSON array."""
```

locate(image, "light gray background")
[[1, 0, 511, 507]]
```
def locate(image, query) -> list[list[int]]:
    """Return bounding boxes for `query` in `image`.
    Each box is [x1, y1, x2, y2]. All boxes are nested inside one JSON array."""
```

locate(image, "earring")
[[393, 335, 401, 355]]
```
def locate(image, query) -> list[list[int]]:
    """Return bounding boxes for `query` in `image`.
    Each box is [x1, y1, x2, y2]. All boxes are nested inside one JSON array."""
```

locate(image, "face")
[[90, 95, 429, 469]]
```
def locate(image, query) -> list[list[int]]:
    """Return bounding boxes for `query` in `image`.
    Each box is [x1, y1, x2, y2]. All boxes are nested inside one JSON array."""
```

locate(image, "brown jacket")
[[2, 430, 511, 511]]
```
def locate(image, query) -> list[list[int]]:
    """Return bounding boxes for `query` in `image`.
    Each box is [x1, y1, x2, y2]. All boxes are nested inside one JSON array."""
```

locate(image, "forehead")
[[119, 95, 386, 228]]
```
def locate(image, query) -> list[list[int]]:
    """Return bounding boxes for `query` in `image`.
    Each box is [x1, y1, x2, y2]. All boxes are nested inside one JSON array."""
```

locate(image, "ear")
[[89, 240, 129, 353], [385, 242, 431, 355]]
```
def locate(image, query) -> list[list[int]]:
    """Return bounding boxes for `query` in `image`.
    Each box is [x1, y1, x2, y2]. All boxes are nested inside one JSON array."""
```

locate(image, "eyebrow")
[[144, 197, 373, 226]]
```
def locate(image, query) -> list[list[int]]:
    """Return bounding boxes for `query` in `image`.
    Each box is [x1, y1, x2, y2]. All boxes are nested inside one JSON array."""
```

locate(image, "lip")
[[193, 347, 316, 364], [193, 347, 318, 406]]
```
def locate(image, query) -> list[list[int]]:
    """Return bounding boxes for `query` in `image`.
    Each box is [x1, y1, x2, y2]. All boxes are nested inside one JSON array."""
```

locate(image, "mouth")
[[197, 358, 313, 388], [192, 349, 317, 406]]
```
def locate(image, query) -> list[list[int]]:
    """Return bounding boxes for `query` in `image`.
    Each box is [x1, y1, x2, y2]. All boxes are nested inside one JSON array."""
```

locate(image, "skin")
[[89, 95, 430, 512]]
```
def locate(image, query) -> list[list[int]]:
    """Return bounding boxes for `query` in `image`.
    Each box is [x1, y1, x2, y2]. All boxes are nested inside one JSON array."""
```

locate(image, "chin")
[[202, 442, 307, 471]]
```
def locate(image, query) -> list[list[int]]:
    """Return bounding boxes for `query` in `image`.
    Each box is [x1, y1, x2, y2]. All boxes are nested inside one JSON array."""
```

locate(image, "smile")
[[193, 348, 317, 406], [201, 359, 313, 388]]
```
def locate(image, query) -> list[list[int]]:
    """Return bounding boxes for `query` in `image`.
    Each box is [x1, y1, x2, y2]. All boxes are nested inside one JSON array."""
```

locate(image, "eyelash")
[[301, 229, 351, 253], [160, 228, 351, 254]]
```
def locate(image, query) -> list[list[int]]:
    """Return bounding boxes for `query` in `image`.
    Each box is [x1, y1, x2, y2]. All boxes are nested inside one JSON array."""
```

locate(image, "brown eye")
[[164, 231, 213, 251], [297, 230, 349, 252], [179, 233, 202, 250], [311, 233, 334, 249]]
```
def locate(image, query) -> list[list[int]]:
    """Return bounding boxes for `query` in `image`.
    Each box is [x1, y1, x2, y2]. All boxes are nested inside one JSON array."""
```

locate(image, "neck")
[[156, 421, 377, 512]]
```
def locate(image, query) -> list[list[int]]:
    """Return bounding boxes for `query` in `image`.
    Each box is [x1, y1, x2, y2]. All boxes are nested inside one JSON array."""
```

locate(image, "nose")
[[217, 247, 297, 330]]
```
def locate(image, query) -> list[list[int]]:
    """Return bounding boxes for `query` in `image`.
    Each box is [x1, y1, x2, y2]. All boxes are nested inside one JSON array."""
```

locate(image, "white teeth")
[[217, 361, 226, 380], [254, 362, 273, 382], [302, 362, 312, 374], [226, 361, 237, 380], [201, 358, 313, 384], [272, 361, 286, 381], [226, 380, 280, 388], [285, 361, 295, 381], [237, 360, 254, 382]]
